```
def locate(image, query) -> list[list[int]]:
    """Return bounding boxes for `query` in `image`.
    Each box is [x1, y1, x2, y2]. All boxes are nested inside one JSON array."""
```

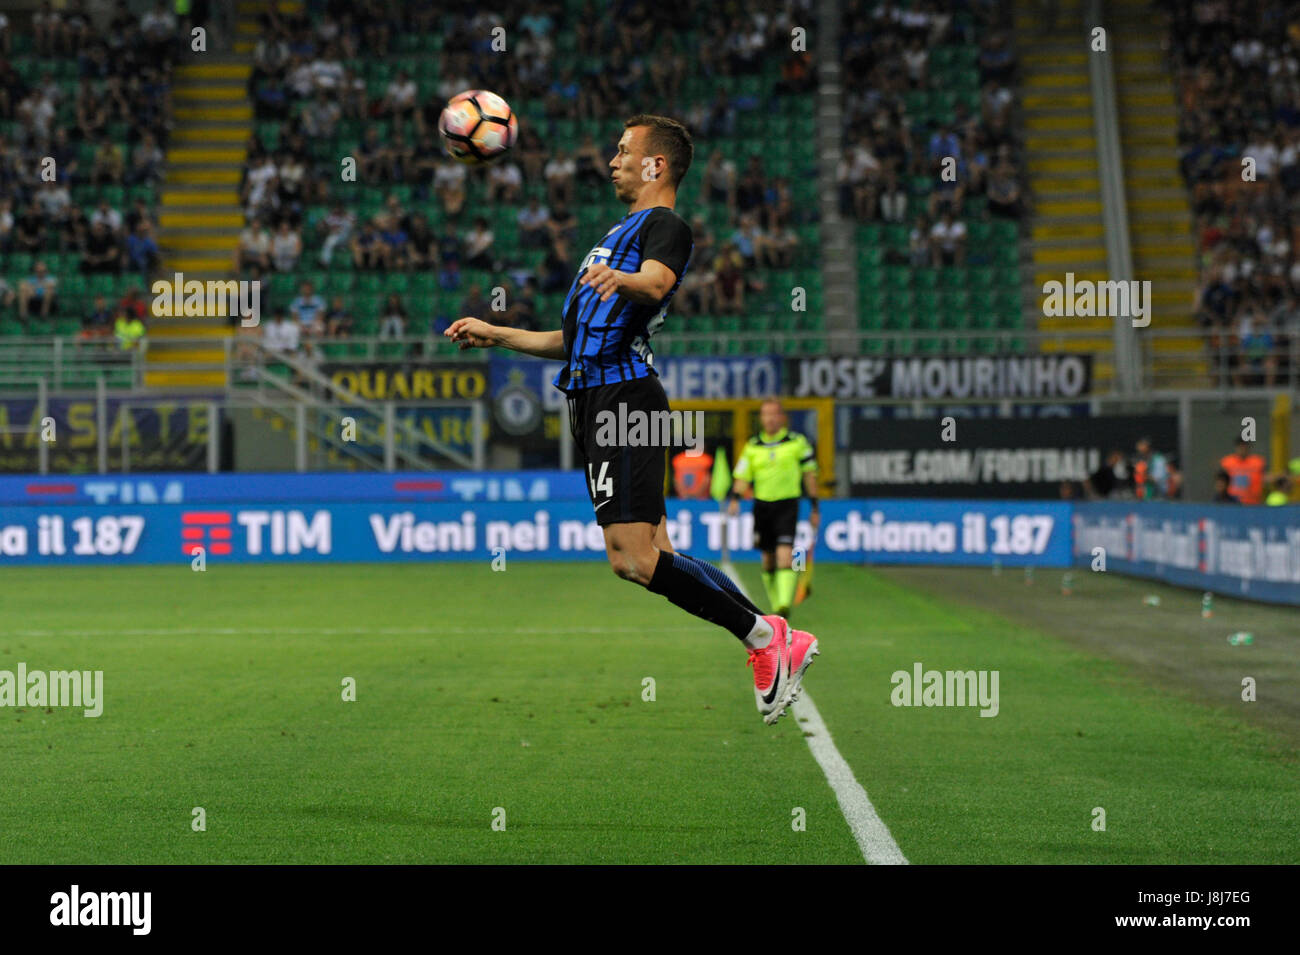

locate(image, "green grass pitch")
[[1, 561, 1296, 864]]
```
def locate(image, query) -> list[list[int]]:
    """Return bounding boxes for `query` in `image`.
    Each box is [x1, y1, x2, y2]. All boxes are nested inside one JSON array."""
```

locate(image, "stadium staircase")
[[817, 0, 856, 349], [1109, 0, 1204, 384], [1013, 0, 1114, 387], [154, 55, 251, 390]]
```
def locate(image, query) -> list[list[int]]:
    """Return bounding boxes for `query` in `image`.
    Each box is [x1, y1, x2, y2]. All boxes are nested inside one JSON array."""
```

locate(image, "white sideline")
[[721, 561, 909, 866]]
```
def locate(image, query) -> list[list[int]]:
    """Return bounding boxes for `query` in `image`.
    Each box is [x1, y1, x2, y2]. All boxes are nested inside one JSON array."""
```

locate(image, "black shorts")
[[567, 375, 669, 527], [753, 498, 799, 552]]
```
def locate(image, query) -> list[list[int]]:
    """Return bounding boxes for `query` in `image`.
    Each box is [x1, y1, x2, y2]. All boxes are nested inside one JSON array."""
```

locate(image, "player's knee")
[[608, 549, 651, 586]]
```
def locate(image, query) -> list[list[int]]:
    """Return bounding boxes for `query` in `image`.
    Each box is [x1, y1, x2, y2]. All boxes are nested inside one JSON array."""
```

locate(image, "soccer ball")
[[438, 90, 518, 165]]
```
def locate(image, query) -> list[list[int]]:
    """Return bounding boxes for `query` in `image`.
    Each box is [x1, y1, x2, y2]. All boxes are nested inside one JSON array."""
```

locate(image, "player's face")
[[610, 127, 652, 204]]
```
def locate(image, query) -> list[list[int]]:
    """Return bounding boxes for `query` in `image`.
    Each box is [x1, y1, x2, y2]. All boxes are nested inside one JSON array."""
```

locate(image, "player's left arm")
[[580, 212, 693, 304], [579, 259, 676, 304], [799, 436, 820, 528]]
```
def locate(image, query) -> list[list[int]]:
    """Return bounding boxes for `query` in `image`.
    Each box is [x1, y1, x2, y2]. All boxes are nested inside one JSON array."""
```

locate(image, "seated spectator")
[[411, 134, 441, 194], [126, 221, 160, 281], [0, 277, 13, 311], [504, 280, 539, 331], [486, 159, 523, 203], [118, 286, 148, 322], [548, 203, 578, 247], [325, 296, 353, 337], [987, 154, 1023, 219], [381, 69, 418, 123], [317, 202, 354, 267], [15, 205, 46, 252], [573, 133, 605, 188], [518, 198, 551, 247], [81, 294, 114, 338], [379, 293, 407, 339], [91, 199, 124, 236], [126, 131, 164, 186], [434, 159, 467, 218], [438, 223, 462, 265], [125, 198, 154, 236], [271, 220, 302, 272], [731, 213, 765, 270], [238, 217, 272, 271], [765, 221, 798, 268], [459, 283, 488, 319], [544, 150, 576, 207], [91, 138, 124, 184], [909, 214, 932, 267], [438, 257, 462, 292], [19, 260, 58, 321], [0, 198, 13, 249], [406, 214, 436, 269], [464, 217, 495, 269], [713, 242, 745, 313], [351, 221, 386, 269], [377, 213, 408, 267], [290, 281, 326, 336], [539, 238, 571, 293], [114, 309, 146, 351], [262, 306, 300, 354], [677, 266, 714, 317], [81, 221, 122, 273], [930, 211, 966, 266], [302, 90, 341, 139], [356, 125, 388, 181]]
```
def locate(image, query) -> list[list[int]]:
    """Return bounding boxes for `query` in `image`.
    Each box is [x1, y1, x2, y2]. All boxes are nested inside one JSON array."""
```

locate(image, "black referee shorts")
[[567, 375, 669, 527], [753, 498, 799, 552]]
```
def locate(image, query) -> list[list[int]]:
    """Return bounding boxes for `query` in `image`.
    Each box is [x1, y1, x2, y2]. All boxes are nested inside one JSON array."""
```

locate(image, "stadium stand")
[[229, 0, 825, 379], [840, 0, 1028, 357], [0, 0, 181, 392]]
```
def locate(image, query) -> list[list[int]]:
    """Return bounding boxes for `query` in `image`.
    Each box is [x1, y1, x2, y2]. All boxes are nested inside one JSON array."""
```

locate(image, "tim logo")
[[182, 510, 232, 556]]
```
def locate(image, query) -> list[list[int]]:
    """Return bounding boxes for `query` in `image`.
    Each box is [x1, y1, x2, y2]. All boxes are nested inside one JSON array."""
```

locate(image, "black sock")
[[646, 550, 756, 640], [676, 552, 765, 615]]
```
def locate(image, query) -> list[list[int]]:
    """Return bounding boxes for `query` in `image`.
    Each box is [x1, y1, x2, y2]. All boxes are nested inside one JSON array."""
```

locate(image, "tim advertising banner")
[[0, 499, 1072, 567], [0, 471, 589, 507], [1073, 502, 1300, 606], [848, 415, 1178, 498]]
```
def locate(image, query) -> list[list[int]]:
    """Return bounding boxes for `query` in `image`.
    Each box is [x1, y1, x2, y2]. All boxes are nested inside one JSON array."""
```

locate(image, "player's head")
[[612, 114, 694, 204], [758, 397, 786, 436]]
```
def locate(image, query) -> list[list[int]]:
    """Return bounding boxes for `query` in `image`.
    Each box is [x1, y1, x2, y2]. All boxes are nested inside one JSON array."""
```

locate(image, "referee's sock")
[[676, 552, 764, 615], [647, 550, 772, 646], [775, 569, 797, 611]]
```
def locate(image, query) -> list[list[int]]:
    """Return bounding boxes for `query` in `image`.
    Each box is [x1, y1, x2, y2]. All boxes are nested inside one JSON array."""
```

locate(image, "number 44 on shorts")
[[588, 461, 614, 502]]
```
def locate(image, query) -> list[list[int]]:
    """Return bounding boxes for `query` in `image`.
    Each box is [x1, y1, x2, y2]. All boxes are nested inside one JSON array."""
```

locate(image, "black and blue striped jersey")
[[553, 206, 693, 393]]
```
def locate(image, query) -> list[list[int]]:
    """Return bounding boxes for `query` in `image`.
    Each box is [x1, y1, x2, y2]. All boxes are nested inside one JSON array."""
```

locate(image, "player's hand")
[[727, 498, 739, 517], [578, 263, 624, 302], [445, 317, 499, 350]]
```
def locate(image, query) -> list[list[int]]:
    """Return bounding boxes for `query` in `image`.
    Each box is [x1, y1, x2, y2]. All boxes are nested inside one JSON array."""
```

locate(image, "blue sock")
[[676, 553, 765, 615]]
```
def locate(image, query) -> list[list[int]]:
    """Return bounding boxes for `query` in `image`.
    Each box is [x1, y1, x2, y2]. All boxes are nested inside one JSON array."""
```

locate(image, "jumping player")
[[445, 115, 818, 724]]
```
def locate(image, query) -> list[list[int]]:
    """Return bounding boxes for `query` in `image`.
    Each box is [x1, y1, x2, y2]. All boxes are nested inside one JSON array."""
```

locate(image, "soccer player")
[[727, 398, 820, 617], [445, 115, 817, 724]]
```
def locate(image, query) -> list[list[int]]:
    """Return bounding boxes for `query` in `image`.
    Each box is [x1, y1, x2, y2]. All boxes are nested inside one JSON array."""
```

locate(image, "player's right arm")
[[444, 318, 565, 359]]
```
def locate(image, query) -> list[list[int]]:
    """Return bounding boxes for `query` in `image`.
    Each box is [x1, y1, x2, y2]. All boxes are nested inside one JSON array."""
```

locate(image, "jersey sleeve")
[[796, 434, 818, 472], [640, 210, 693, 282], [732, 441, 755, 482]]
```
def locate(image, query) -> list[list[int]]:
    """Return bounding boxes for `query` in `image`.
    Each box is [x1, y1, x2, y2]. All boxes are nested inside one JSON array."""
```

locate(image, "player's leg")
[[771, 500, 800, 616], [604, 520, 767, 643], [773, 543, 797, 616], [654, 513, 765, 615]]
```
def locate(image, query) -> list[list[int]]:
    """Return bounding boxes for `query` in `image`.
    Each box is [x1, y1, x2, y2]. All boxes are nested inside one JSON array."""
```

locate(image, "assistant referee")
[[728, 397, 820, 616]]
